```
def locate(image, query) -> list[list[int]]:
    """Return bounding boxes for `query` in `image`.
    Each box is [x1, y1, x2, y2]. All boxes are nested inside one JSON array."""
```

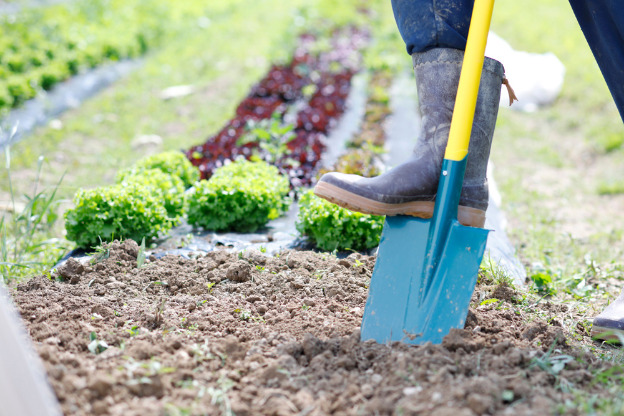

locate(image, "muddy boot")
[[314, 48, 504, 228], [592, 290, 624, 343]]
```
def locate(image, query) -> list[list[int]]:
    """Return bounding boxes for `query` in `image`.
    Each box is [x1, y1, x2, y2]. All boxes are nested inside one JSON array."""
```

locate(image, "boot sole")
[[591, 325, 624, 343], [314, 182, 486, 228]]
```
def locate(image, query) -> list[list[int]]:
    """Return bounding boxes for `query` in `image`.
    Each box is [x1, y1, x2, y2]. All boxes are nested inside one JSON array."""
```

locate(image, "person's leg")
[[314, 0, 505, 228], [568, 0, 624, 123], [569, 0, 624, 342], [392, 0, 473, 54]]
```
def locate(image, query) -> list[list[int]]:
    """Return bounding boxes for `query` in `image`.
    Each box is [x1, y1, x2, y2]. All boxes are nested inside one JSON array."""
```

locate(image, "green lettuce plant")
[[296, 189, 384, 251], [64, 182, 172, 249], [186, 159, 290, 232], [117, 168, 186, 223], [117, 150, 199, 188]]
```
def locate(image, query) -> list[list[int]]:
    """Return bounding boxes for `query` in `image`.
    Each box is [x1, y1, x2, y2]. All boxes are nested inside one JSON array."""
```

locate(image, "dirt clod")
[[57, 258, 85, 281], [226, 260, 252, 282]]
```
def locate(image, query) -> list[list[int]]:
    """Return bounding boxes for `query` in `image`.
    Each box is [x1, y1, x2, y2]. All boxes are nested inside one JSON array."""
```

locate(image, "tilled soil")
[[11, 240, 608, 415]]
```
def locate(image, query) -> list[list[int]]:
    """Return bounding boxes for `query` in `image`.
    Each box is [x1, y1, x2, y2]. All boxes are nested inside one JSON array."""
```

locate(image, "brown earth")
[[11, 240, 610, 415]]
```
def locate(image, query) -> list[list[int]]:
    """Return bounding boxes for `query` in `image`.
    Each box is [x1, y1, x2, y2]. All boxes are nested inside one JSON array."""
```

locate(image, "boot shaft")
[[412, 48, 504, 207]]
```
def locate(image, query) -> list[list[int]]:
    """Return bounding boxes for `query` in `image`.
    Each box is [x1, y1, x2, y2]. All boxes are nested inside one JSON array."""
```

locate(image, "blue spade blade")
[[361, 216, 489, 345], [361, 158, 490, 345]]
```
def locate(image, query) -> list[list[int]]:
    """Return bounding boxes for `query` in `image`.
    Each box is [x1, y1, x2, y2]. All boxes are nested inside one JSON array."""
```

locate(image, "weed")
[[154, 297, 166, 327], [1, 132, 69, 282], [164, 404, 192, 416], [205, 377, 235, 416], [479, 256, 515, 288], [234, 308, 252, 321], [123, 358, 175, 384], [87, 332, 109, 355], [314, 269, 327, 280], [127, 324, 140, 337], [479, 298, 501, 307], [89, 239, 111, 265], [190, 341, 213, 363], [530, 340, 574, 378], [237, 112, 297, 165]]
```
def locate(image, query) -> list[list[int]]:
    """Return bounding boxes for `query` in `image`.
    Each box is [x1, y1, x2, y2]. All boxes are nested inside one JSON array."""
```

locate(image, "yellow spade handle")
[[444, 0, 495, 161]]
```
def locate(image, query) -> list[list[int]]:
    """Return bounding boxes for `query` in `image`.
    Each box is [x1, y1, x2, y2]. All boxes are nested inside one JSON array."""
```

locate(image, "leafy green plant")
[[529, 262, 559, 296], [88, 332, 109, 355], [296, 189, 384, 251], [186, 159, 290, 232], [64, 182, 172, 249], [116, 150, 199, 189], [117, 168, 186, 222], [237, 113, 297, 164]]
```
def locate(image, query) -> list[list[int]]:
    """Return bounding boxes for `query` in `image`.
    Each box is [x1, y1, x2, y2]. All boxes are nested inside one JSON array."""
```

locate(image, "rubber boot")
[[592, 290, 624, 343], [314, 48, 504, 228]]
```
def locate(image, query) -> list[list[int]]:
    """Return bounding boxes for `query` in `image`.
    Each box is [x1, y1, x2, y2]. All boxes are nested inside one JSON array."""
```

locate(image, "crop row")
[[185, 27, 368, 188], [0, 0, 237, 113], [64, 151, 292, 249]]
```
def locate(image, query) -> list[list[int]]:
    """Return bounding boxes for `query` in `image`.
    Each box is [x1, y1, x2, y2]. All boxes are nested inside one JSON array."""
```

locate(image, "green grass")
[[1, 146, 70, 282], [491, 0, 624, 273], [489, 0, 624, 410]]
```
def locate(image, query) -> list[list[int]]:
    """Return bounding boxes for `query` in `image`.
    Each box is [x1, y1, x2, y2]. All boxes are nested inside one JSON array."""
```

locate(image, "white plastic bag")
[[486, 32, 566, 112]]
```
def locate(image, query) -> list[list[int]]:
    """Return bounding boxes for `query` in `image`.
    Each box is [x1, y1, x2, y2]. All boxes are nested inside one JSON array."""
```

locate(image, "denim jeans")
[[391, 0, 474, 54], [392, 0, 624, 122], [568, 0, 624, 122]]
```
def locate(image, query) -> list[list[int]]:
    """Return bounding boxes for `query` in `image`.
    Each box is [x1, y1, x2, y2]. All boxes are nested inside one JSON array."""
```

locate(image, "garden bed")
[[5, 0, 624, 414], [13, 240, 613, 416]]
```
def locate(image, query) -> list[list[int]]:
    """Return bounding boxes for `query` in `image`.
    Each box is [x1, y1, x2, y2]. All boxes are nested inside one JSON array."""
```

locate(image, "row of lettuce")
[[0, 0, 236, 112], [64, 151, 383, 251]]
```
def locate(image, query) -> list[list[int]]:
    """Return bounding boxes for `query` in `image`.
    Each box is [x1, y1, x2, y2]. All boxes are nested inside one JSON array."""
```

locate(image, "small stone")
[[403, 386, 422, 396], [371, 373, 383, 385], [94, 286, 107, 296], [361, 383, 374, 398], [467, 393, 493, 414], [338, 259, 351, 268]]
